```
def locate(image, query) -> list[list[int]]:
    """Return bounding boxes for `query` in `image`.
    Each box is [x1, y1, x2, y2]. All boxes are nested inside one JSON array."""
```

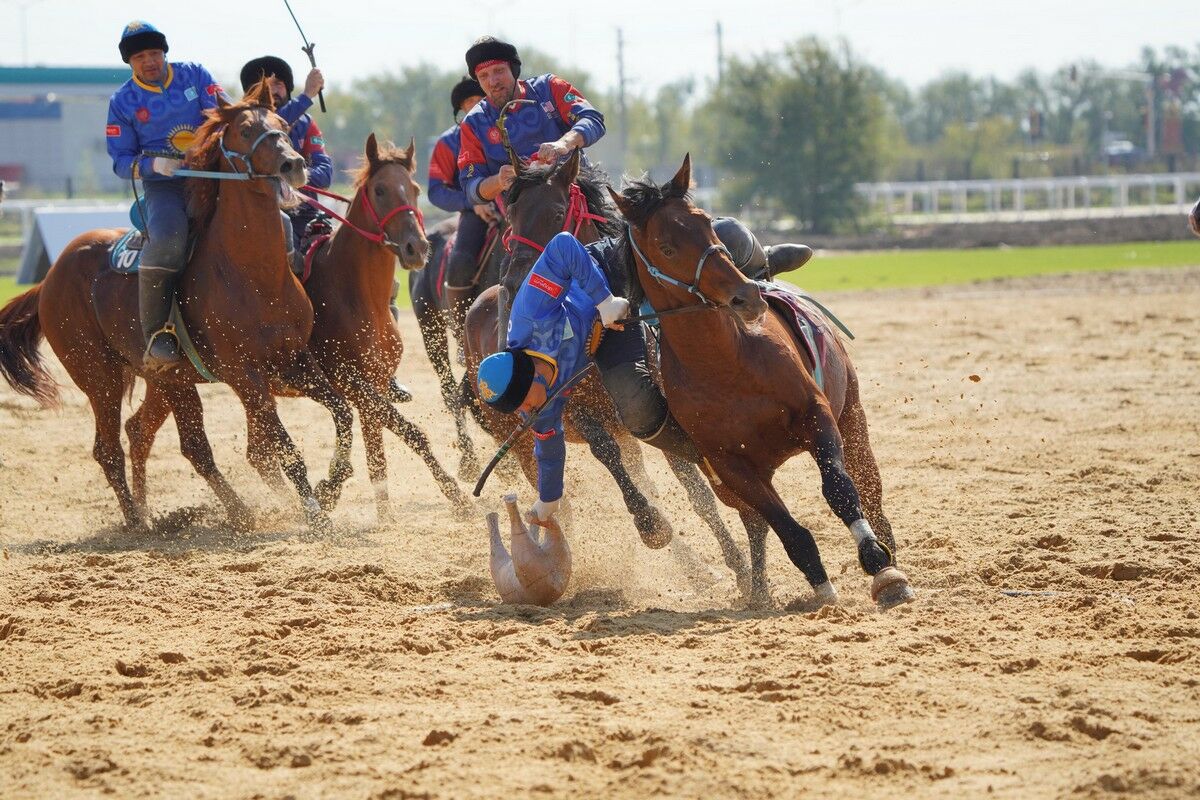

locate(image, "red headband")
[[475, 59, 508, 75]]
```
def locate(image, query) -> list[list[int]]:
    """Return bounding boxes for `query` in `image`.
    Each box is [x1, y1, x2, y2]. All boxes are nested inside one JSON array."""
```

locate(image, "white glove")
[[529, 498, 561, 524], [150, 157, 182, 177], [596, 294, 630, 329]]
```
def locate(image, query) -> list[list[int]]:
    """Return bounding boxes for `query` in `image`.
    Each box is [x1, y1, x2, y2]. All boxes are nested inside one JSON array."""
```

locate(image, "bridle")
[[300, 183, 426, 249], [625, 223, 731, 308], [503, 183, 608, 255], [219, 125, 289, 179]]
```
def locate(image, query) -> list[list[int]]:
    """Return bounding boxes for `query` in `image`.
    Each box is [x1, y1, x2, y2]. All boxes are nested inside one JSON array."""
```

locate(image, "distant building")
[[0, 66, 129, 194]]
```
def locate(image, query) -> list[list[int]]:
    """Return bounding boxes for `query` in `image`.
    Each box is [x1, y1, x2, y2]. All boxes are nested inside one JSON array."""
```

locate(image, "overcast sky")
[[1, 1, 1196, 93]]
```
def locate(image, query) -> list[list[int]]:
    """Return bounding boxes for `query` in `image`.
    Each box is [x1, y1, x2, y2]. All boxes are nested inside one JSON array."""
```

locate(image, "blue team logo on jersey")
[[184, 87, 198, 101], [564, 93, 578, 102]]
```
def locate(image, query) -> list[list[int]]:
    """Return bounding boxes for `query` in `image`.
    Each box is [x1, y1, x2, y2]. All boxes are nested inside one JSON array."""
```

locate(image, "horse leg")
[[736, 506, 772, 608], [230, 374, 332, 535], [812, 409, 914, 608], [82, 373, 145, 529], [164, 383, 253, 531], [568, 407, 672, 549], [125, 383, 172, 515], [245, 414, 288, 496], [342, 370, 471, 514], [361, 411, 392, 523], [281, 351, 355, 512], [414, 298, 478, 482], [708, 455, 835, 605], [838, 400, 896, 555], [663, 452, 751, 596], [615, 428, 657, 497]]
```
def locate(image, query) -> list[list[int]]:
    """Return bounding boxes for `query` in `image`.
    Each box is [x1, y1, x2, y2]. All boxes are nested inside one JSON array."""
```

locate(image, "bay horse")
[[123, 134, 470, 522], [463, 150, 753, 592], [408, 212, 508, 483], [608, 155, 914, 609], [0, 83, 354, 535]]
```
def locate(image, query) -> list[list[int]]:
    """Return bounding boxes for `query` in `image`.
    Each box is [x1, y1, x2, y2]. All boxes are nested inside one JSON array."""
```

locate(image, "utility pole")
[[715, 21, 725, 87], [617, 28, 628, 172], [18, 0, 45, 66]]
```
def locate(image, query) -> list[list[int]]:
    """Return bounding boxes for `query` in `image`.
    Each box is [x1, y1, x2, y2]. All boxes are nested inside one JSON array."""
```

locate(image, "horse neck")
[[210, 180, 289, 278], [322, 188, 395, 289]]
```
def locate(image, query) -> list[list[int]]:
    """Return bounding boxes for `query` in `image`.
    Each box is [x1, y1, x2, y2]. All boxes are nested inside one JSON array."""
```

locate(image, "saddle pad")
[[109, 228, 146, 273], [761, 288, 834, 393]]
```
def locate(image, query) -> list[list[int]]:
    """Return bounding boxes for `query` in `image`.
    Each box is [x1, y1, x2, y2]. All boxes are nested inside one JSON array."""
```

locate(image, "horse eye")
[[241, 129, 251, 140], [660, 243, 676, 258], [374, 186, 385, 197]]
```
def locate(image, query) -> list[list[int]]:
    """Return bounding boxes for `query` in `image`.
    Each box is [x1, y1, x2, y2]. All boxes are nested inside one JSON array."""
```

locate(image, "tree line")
[[319, 39, 1200, 233]]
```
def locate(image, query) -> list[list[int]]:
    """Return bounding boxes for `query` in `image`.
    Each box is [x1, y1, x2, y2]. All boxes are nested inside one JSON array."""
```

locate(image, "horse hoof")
[[872, 567, 915, 610], [634, 506, 673, 549], [304, 504, 334, 537], [227, 504, 255, 533], [314, 479, 344, 512]]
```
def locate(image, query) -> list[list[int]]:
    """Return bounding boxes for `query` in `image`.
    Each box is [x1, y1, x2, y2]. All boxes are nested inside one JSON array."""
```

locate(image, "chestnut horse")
[[463, 150, 752, 591], [0, 85, 354, 535], [606, 155, 914, 609], [122, 134, 470, 521]]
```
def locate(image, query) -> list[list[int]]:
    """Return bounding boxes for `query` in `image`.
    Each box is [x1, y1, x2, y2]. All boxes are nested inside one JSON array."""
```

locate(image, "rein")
[[299, 185, 426, 248], [503, 183, 608, 254]]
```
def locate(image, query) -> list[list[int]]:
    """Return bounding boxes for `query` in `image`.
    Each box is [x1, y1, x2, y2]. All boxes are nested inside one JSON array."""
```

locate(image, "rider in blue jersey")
[[106, 21, 229, 370]]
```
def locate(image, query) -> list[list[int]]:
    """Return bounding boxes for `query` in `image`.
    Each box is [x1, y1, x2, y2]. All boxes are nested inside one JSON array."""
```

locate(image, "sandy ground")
[[2, 266, 1199, 799]]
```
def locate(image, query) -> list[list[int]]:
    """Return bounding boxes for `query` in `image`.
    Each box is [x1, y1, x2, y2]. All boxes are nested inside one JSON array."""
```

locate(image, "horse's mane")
[[346, 140, 415, 190], [183, 80, 277, 225], [617, 172, 691, 229], [505, 160, 623, 239]]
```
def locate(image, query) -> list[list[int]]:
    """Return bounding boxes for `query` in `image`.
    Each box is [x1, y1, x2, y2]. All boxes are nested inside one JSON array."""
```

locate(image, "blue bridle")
[[625, 223, 731, 307]]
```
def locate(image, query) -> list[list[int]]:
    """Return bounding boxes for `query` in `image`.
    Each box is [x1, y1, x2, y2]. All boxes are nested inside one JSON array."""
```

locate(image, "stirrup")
[[143, 323, 181, 366]]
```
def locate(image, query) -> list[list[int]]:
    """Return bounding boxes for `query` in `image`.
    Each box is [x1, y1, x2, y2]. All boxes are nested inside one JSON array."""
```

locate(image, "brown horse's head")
[[503, 149, 620, 283], [610, 154, 766, 325], [184, 79, 307, 221], [348, 133, 429, 269]]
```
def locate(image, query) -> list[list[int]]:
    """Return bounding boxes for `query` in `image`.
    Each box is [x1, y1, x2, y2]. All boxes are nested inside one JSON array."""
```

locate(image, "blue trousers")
[[140, 179, 189, 272]]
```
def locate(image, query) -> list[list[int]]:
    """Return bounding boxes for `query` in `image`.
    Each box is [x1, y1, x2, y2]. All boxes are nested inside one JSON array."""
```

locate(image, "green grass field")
[[1, 240, 1197, 309]]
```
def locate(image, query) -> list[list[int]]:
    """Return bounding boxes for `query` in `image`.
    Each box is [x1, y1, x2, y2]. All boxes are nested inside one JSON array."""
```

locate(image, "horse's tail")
[[0, 284, 59, 407]]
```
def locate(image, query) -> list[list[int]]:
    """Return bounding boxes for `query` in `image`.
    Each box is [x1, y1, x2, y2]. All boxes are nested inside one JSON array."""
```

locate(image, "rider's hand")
[[304, 68, 324, 99], [527, 498, 561, 526], [497, 164, 517, 190], [596, 294, 630, 330], [149, 157, 182, 177], [536, 140, 570, 164], [474, 202, 499, 224]]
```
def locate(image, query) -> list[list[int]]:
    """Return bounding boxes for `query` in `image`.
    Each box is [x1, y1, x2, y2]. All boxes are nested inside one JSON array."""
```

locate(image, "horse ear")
[[554, 148, 581, 187], [607, 185, 634, 221], [366, 133, 380, 166], [405, 137, 416, 165], [669, 153, 692, 195]]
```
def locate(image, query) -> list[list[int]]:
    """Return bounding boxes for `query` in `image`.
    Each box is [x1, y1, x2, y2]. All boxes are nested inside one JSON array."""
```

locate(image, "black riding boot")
[[139, 265, 182, 370], [640, 413, 701, 464], [764, 244, 814, 278]]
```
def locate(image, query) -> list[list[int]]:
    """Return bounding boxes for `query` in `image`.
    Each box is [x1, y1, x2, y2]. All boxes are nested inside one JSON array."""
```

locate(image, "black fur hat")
[[450, 76, 484, 116], [465, 37, 521, 79], [118, 21, 168, 63], [240, 56, 294, 95]]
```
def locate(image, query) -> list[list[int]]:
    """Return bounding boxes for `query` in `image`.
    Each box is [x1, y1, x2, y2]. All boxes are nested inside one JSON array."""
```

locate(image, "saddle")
[[435, 223, 503, 303], [759, 285, 855, 394]]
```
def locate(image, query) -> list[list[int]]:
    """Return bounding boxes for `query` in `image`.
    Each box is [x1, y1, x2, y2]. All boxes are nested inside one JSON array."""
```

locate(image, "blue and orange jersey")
[[457, 74, 604, 205], [277, 95, 332, 189], [106, 61, 228, 180], [506, 232, 615, 502], [428, 124, 470, 212]]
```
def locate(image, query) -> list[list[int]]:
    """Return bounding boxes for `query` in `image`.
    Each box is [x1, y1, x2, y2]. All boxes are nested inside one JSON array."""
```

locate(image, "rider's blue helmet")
[[119, 21, 168, 63], [478, 348, 535, 414]]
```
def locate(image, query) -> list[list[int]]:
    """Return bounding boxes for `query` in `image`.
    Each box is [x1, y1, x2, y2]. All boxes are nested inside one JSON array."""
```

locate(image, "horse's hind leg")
[[77, 365, 144, 528], [414, 293, 478, 482], [126, 383, 172, 514], [838, 400, 896, 555], [282, 352, 354, 511], [164, 383, 253, 531], [569, 407, 672, 549], [663, 452, 750, 595]]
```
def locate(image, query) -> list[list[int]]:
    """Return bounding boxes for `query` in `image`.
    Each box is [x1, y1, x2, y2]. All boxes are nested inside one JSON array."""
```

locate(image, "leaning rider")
[[239, 56, 332, 273], [476, 232, 699, 529], [106, 20, 229, 370], [453, 37, 605, 322]]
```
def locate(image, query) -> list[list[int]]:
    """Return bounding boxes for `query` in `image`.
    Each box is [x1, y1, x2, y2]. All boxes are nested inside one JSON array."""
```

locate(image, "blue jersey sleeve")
[[194, 63, 226, 109], [276, 94, 313, 127], [306, 147, 333, 189], [106, 100, 145, 180]]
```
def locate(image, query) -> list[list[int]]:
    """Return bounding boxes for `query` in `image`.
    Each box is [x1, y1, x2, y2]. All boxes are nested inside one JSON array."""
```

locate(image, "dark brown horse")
[[463, 150, 752, 591], [123, 134, 470, 522], [607, 155, 914, 609], [0, 84, 354, 535], [408, 212, 508, 482]]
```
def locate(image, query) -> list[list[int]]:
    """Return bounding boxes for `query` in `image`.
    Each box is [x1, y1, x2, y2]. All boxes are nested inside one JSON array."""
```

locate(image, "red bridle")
[[503, 183, 607, 254], [300, 184, 425, 247]]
